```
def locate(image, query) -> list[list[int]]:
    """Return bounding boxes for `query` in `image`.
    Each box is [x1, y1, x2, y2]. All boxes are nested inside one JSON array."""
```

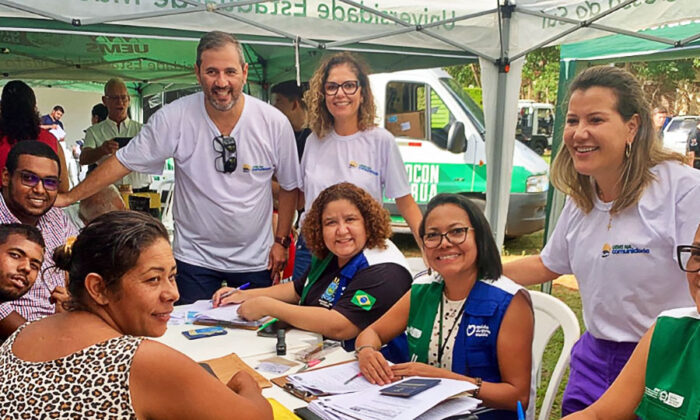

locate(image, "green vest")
[[636, 308, 700, 420], [406, 279, 444, 363]]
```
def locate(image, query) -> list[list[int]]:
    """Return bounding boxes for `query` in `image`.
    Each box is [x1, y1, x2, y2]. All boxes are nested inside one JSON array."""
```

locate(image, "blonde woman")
[[504, 66, 700, 415], [292, 52, 422, 281]]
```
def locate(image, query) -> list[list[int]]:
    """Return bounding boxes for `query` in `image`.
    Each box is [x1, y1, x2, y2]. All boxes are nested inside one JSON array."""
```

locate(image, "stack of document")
[[308, 377, 479, 420], [169, 300, 263, 328], [287, 361, 378, 396]]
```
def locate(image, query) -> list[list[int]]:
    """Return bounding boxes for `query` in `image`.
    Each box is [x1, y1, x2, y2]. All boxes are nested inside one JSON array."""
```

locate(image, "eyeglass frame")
[[212, 135, 237, 173], [676, 245, 700, 273], [422, 227, 471, 249], [323, 80, 360, 96], [16, 170, 60, 191]]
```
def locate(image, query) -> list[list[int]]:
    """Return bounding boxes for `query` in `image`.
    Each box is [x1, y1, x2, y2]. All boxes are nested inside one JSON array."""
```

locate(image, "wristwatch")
[[274, 235, 292, 248]]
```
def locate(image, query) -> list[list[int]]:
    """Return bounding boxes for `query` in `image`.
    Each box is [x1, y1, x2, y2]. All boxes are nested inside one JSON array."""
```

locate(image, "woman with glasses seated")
[[564, 224, 700, 420], [291, 52, 423, 283], [213, 183, 412, 353], [0, 212, 272, 420], [355, 194, 534, 420]]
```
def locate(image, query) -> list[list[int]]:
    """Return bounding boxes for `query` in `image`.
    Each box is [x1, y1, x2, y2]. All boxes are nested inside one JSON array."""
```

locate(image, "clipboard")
[[271, 360, 355, 402], [200, 352, 272, 389]]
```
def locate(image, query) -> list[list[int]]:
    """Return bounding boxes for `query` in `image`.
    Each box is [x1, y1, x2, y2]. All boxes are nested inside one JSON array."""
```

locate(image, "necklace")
[[437, 295, 467, 368], [607, 212, 613, 231]]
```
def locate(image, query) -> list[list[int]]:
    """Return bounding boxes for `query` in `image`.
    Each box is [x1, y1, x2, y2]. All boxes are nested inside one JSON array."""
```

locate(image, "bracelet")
[[354, 345, 378, 357], [473, 377, 483, 397]]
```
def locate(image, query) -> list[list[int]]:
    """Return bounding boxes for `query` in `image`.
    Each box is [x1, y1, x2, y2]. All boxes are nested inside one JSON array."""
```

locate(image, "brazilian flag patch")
[[351, 290, 376, 311]]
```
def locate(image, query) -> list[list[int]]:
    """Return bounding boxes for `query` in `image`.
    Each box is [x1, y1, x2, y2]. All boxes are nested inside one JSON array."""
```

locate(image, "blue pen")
[[218, 282, 250, 302], [517, 401, 525, 420]]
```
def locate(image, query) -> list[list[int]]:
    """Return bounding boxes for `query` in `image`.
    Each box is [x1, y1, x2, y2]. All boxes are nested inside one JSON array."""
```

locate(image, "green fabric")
[[406, 279, 444, 363], [635, 313, 700, 420], [299, 254, 333, 305]]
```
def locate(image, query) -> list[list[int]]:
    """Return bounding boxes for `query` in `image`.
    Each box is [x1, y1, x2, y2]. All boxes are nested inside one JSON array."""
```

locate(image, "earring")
[[625, 142, 631, 158]]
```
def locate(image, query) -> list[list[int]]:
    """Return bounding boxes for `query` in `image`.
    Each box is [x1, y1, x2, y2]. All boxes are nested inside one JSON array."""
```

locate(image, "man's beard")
[[206, 86, 238, 112]]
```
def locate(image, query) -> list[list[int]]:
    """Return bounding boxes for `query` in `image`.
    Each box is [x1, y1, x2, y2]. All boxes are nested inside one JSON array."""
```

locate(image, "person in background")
[[503, 66, 700, 415], [39, 105, 64, 131], [78, 184, 126, 226], [651, 106, 669, 140], [0, 224, 44, 305], [81, 78, 152, 192], [563, 224, 700, 420], [0, 211, 272, 420], [57, 31, 301, 303], [213, 183, 412, 353], [0, 141, 77, 338], [91, 103, 108, 125], [0, 81, 70, 192], [270, 80, 310, 281], [355, 194, 533, 420], [686, 120, 700, 170], [295, 52, 423, 283]]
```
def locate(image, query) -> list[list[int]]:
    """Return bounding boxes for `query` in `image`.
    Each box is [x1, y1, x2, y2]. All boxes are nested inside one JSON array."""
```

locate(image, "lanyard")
[[437, 296, 467, 368]]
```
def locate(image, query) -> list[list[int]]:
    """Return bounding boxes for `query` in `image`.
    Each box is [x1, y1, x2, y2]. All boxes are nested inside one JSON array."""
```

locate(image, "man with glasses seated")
[[58, 31, 301, 304], [0, 141, 77, 338], [80, 78, 152, 192]]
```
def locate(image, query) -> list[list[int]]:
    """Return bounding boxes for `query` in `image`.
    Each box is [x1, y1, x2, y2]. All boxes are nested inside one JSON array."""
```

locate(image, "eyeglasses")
[[17, 170, 59, 191], [677, 245, 700, 273], [422, 227, 471, 249], [213, 135, 237, 173], [323, 80, 360, 96], [104, 95, 130, 102]]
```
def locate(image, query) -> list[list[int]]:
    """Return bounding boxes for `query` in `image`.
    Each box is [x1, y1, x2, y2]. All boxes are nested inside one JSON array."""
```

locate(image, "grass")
[[394, 227, 584, 419]]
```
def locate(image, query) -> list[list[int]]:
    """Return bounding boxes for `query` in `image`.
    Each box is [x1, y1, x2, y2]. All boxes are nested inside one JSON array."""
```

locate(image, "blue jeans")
[[292, 234, 312, 282], [175, 259, 272, 305]]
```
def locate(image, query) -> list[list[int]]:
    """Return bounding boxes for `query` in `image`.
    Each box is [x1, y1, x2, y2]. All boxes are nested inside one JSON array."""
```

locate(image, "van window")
[[385, 81, 454, 149], [536, 108, 553, 136]]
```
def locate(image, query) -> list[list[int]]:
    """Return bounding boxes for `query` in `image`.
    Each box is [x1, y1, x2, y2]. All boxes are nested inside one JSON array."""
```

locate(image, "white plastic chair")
[[158, 180, 175, 241], [530, 290, 580, 420]]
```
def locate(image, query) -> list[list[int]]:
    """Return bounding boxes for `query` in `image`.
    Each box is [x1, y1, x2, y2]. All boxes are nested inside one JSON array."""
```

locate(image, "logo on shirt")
[[319, 277, 341, 308], [466, 324, 490, 337], [644, 387, 685, 409], [407, 326, 422, 339], [251, 165, 272, 172], [350, 290, 376, 311], [348, 160, 379, 176], [601, 243, 651, 258], [242, 164, 251, 173]]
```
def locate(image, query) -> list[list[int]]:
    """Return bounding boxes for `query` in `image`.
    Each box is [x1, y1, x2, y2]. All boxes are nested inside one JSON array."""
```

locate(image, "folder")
[[200, 352, 272, 389]]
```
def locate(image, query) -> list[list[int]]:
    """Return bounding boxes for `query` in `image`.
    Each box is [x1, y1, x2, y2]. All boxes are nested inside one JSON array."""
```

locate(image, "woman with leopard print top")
[[0, 211, 272, 420]]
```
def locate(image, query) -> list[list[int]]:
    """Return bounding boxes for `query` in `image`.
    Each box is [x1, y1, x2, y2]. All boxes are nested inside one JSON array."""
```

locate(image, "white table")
[[158, 319, 354, 411]]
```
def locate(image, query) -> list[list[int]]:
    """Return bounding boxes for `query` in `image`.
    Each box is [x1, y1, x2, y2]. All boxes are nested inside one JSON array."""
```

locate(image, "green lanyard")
[[437, 296, 467, 368]]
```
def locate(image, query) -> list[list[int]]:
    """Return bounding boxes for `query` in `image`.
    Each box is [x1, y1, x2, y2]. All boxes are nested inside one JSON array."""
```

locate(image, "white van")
[[516, 100, 555, 155], [370, 68, 549, 237]]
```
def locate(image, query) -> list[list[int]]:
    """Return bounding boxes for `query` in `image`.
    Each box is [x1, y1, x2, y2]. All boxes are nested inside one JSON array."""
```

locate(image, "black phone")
[[114, 137, 132, 148]]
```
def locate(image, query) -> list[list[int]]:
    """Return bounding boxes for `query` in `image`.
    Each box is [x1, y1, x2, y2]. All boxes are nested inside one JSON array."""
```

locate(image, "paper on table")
[[415, 396, 481, 420], [309, 377, 477, 420], [287, 361, 378, 395], [195, 303, 263, 327], [169, 300, 213, 325]]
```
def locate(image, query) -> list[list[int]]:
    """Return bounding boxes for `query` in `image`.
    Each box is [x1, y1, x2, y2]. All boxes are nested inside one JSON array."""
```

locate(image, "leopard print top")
[[0, 323, 144, 419]]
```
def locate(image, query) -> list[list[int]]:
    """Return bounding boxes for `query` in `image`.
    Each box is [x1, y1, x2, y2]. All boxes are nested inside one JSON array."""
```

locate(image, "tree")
[[625, 59, 700, 115]]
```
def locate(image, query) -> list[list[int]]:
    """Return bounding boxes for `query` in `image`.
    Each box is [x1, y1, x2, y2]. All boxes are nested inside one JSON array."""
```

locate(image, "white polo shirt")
[[541, 161, 700, 342], [117, 92, 302, 272]]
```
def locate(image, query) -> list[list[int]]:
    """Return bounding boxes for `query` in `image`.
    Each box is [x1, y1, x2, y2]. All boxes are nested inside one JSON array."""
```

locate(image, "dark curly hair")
[[0, 80, 41, 143], [301, 183, 391, 259], [52, 211, 169, 311]]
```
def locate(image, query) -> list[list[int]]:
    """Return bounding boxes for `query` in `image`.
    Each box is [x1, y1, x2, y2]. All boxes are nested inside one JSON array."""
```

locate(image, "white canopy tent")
[[1, 0, 699, 247]]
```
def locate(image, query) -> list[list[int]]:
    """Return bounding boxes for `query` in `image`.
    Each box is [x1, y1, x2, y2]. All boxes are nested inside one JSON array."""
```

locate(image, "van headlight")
[[526, 174, 549, 192]]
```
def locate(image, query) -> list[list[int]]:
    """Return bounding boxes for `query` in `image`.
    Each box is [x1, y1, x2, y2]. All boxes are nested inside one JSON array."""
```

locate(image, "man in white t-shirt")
[[57, 32, 302, 304], [80, 78, 152, 191]]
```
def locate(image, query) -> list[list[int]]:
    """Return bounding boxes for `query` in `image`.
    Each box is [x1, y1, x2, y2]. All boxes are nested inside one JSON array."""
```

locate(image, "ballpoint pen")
[[517, 401, 525, 420], [256, 317, 279, 332], [220, 282, 250, 300], [343, 372, 363, 385], [297, 357, 325, 372]]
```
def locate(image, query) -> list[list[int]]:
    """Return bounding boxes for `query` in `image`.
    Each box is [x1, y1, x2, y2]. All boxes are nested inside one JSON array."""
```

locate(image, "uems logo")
[[86, 37, 149, 54]]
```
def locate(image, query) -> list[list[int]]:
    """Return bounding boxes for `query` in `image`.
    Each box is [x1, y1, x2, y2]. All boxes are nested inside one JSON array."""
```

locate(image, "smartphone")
[[114, 137, 133, 148], [182, 326, 227, 340]]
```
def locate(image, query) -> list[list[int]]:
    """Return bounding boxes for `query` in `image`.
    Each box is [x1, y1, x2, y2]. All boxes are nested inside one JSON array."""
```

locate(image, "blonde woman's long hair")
[[305, 52, 377, 139], [551, 66, 685, 214]]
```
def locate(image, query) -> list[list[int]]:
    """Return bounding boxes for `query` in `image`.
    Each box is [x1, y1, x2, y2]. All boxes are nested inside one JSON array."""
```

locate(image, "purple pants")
[[561, 331, 638, 416]]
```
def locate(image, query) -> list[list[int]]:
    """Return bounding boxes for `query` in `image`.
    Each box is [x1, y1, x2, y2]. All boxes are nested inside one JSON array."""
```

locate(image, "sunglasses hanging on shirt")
[[213, 135, 237, 173]]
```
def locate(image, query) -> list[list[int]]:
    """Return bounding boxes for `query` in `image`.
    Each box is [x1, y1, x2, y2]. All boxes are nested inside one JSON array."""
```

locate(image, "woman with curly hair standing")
[[213, 183, 413, 352], [291, 52, 423, 282]]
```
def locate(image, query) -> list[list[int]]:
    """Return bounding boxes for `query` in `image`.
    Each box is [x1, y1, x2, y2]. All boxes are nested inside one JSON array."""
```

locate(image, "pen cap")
[[276, 329, 286, 355]]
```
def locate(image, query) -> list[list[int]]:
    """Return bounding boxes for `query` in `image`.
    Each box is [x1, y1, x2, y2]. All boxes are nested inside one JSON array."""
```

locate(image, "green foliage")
[[521, 46, 560, 104], [625, 59, 700, 113]]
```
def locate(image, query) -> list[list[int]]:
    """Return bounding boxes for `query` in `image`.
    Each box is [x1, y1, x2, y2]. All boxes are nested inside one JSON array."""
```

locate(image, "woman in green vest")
[[212, 183, 413, 352], [564, 224, 700, 420], [355, 194, 534, 419]]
